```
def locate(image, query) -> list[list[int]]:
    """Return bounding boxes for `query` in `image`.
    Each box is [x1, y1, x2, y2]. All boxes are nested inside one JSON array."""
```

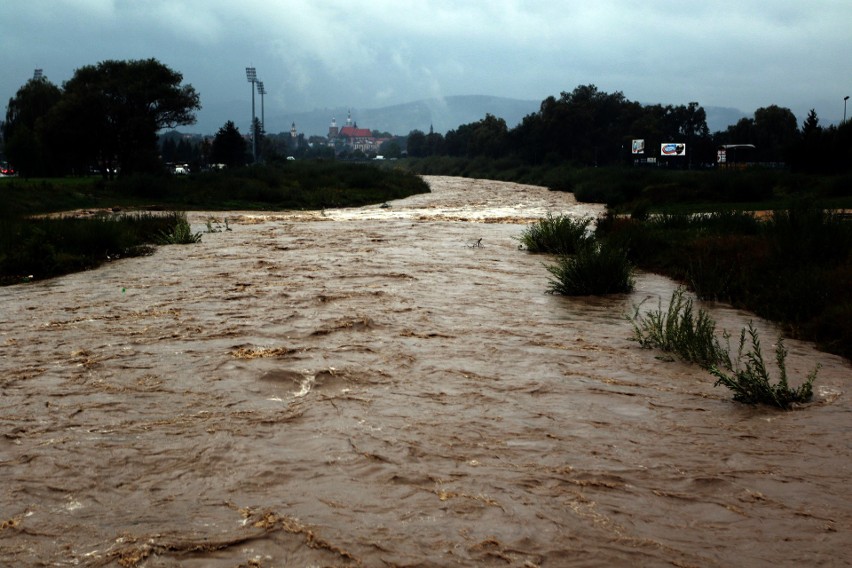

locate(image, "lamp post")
[[845, 96, 849, 124], [245, 67, 257, 162]]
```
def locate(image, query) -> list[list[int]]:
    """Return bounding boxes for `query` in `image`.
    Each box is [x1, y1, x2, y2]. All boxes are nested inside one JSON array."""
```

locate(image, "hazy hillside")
[[195, 95, 747, 138]]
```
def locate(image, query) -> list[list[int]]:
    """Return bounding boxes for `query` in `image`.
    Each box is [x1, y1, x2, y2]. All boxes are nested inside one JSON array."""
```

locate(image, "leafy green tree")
[[512, 85, 644, 166], [3, 75, 63, 176], [210, 121, 247, 167], [379, 139, 402, 158], [425, 125, 445, 156], [753, 105, 798, 162], [406, 129, 427, 157], [58, 58, 200, 176], [792, 109, 823, 173], [468, 114, 507, 158]]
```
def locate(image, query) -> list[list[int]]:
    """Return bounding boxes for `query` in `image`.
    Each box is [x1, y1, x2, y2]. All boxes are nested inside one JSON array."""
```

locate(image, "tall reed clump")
[[518, 213, 593, 255], [155, 213, 202, 245], [629, 287, 730, 369], [546, 240, 635, 296], [709, 323, 819, 409]]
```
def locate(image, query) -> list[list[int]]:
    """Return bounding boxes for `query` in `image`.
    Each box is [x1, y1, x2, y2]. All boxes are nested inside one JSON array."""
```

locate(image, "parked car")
[[0, 162, 16, 177]]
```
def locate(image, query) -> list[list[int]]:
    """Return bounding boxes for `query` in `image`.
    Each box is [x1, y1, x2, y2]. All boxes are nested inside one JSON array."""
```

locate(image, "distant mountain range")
[[194, 95, 747, 138]]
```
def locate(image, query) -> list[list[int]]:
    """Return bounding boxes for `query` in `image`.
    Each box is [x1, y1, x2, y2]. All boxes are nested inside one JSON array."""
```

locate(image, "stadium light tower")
[[845, 96, 849, 124], [33, 68, 43, 80], [246, 67, 258, 162], [256, 81, 266, 135]]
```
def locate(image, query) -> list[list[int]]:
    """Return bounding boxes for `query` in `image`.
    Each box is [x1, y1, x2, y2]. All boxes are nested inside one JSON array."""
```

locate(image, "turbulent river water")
[[1, 176, 850, 567]]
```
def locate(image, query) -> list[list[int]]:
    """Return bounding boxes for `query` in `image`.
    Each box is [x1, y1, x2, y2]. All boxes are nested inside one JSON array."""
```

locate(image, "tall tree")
[[752, 105, 798, 162], [3, 75, 62, 176], [59, 58, 200, 176], [406, 130, 427, 157], [210, 121, 247, 167]]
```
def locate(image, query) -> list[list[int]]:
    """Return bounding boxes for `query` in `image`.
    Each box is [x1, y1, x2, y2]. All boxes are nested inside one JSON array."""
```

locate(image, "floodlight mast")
[[844, 96, 849, 124], [256, 81, 266, 136], [246, 67, 258, 162], [33, 69, 43, 80]]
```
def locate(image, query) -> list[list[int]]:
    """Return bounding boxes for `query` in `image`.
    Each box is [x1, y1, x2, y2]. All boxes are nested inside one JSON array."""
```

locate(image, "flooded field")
[[1, 176, 850, 567]]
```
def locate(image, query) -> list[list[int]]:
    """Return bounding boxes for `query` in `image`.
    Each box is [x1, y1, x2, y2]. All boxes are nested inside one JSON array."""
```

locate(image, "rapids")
[[1, 176, 849, 567]]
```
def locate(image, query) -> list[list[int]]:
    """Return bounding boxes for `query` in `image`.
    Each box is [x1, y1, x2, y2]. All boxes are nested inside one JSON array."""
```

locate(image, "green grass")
[[598, 202, 852, 360], [0, 212, 189, 285], [0, 161, 431, 215]]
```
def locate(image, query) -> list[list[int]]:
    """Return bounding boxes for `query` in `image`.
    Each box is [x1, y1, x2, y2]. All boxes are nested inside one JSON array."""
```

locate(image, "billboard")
[[631, 139, 645, 154], [660, 143, 686, 156]]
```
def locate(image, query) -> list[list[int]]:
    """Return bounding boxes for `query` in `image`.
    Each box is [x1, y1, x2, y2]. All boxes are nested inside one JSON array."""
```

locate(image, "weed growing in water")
[[709, 323, 819, 409], [204, 217, 232, 233], [629, 287, 730, 369], [518, 213, 593, 255], [546, 241, 634, 296], [631, 288, 820, 408], [156, 214, 201, 245]]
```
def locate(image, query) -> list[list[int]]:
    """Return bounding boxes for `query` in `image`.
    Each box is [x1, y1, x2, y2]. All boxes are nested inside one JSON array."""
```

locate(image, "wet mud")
[[1, 176, 850, 567]]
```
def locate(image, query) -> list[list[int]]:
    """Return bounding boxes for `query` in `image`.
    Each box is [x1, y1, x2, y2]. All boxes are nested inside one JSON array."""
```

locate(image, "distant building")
[[328, 109, 387, 154]]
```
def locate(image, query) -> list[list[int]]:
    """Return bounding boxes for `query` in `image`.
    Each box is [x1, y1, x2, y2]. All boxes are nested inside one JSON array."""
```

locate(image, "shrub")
[[518, 213, 593, 255], [629, 287, 730, 369], [546, 241, 634, 296], [709, 323, 819, 409], [155, 213, 201, 245]]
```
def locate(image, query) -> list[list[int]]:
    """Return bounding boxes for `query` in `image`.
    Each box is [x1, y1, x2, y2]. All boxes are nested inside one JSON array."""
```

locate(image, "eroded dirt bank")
[[1, 176, 850, 567]]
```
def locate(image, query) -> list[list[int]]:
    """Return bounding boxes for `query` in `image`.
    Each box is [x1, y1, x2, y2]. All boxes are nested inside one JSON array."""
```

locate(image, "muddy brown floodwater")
[[1, 176, 850, 567]]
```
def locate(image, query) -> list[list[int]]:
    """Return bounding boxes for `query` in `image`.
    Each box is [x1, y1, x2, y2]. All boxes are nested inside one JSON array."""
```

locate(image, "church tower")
[[290, 122, 298, 138], [328, 117, 339, 139]]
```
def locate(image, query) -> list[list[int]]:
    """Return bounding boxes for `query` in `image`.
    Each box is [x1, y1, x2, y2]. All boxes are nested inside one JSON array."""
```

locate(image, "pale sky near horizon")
[[1, 0, 850, 134]]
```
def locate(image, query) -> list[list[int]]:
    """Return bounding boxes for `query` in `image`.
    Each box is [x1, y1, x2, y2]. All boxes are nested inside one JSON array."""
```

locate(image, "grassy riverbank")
[[0, 162, 430, 285], [401, 158, 852, 360], [396, 156, 852, 213]]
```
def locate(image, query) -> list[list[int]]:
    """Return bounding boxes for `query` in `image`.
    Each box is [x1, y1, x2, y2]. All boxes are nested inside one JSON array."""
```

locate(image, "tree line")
[[2, 59, 200, 178], [5, 69, 850, 177], [403, 84, 852, 174]]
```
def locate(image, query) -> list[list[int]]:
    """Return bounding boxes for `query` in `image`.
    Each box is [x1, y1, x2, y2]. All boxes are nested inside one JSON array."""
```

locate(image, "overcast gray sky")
[[1, 0, 850, 135]]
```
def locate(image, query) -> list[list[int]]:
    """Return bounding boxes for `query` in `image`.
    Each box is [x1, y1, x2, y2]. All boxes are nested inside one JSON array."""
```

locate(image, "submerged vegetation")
[[630, 287, 729, 369], [709, 324, 819, 409], [630, 288, 819, 409], [546, 240, 635, 296], [517, 213, 592, 255], [518, 213, 634, 296]]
